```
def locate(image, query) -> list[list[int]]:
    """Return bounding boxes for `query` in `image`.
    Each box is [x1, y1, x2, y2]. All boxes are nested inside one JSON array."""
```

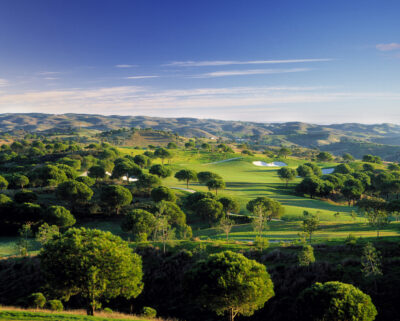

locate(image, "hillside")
[[1, 113, 400, 160]]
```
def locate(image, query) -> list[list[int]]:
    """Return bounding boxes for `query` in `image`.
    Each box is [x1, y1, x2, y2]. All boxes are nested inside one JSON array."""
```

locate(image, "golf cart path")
[[204, 157, 243, 165]]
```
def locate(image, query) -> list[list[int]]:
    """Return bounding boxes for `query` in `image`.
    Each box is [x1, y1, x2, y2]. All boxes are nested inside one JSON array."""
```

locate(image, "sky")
[[0, 0, 400, 124]]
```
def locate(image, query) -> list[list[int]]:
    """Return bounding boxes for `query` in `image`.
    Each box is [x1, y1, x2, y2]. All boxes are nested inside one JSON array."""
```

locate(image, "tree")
[[36, 223, 60, 245], [153, 215, 173, 254], [197, 171, 222, 184], [0, 175, 9, 190], [133, 154, 150, 168], [112, 159, 142, 181], [334, 163, 353, 174], [185, 251, 274, 321], [88, 165, 106, 182], [206, 178, 226, 195], [252, 204, 269, 240], [28, 292, 46, 309], [149, 164, 172, 178], [136, 173, 161, 195], [246, 197, 284, 221], [154, 148, 172, 165], [296, 281, 377, 321], [316, 151, 333, 162], [277, 167, 297, 187], [388, 163, 400, 171], [342, 153, 354, 162], [298, 244, 315, 267], [16, 223, 33, 256], [151, 186, 176, 203], [278, 147, 291, 159], [44, 205, 76, 228], [174, 169, 197, 189], [29, 165, 68, 187], [8, 173, 29, 189], [121, 209, 156, 241], [357, 198, 389, 238], [56, 180, 93, 208], [195, 198, 224, 225], [363, 154, 382, 164], [361, 242, 382, 279], [217, 217, 234, 240], [302, 211, 319, 243], [76, 176, 95, 187], [296, 164, 315, 177], [342, 178, 364, 206], [219, 196, 240, 215], [167, 142, 177, 149], [101, 185, 132, 214], [40, 228, 143, 315]]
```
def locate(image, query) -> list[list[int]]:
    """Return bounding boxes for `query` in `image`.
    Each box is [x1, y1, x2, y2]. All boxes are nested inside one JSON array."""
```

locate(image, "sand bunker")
[[253, 161, 287, 167], [322, 168, 334, 175]]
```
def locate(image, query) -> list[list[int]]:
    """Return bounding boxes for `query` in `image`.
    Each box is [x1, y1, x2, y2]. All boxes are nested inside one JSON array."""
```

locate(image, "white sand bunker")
[[253, 161, 287, 167], [322, 168, 334, 175]]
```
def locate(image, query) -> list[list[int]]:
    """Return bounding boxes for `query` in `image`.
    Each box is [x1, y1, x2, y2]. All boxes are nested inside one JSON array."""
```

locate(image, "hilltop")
[[1, 113, 400, 160]]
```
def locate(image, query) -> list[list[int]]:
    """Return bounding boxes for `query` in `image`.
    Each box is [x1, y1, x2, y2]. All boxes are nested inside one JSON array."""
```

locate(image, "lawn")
[[0, 309, 157, 321]]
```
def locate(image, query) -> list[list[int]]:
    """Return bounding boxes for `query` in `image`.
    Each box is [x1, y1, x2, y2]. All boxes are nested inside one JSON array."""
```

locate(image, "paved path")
[[171, 187, 196, 193], [203, 157, 243, 165]]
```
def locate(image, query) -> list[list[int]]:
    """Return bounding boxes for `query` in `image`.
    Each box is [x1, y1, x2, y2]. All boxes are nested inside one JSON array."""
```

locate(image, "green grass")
[[0, 309, 154, 321]]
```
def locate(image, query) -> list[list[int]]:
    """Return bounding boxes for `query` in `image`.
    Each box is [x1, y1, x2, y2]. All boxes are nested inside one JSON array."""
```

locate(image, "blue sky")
[[0, 0, 400, 123]]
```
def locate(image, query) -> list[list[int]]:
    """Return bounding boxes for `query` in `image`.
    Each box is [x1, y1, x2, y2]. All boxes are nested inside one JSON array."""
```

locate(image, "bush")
[[103, 307, 113, 313], [28, 292, 46, 309], [142, 306, 157, 317], [47, 299, 63, 311]]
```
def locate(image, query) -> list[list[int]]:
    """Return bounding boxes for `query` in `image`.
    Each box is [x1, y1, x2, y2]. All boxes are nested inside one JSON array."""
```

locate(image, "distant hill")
[[1, 113, 400, 160]]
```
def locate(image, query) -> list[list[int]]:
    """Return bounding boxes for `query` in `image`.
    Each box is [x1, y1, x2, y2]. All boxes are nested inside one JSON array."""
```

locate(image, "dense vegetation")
[[1, 126, 400, 321]]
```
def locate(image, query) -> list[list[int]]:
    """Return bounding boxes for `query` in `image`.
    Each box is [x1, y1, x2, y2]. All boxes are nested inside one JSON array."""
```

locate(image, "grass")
[[0, 307, 163, 321]]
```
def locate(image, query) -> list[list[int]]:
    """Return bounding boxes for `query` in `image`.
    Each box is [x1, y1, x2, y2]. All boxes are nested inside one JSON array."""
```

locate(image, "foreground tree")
[[40, 228, 143, 316], [185, 251, 274, 321], [296, 281, 377, 321]]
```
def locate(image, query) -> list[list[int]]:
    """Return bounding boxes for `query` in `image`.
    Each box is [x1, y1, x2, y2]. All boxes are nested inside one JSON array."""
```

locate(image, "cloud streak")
[[115, 64, 137, 68], [193, 68, 310, 78], [125, 76, 159, 79], [166, 58, 332, 67], [1, 85, 400, 119], [376, 43, 400, 51], [0, 79, 8, 86]]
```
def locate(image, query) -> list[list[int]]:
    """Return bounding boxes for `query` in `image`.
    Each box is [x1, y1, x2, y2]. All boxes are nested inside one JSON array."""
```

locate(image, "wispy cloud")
[[0, 79, 8, 86], [38, 71, 61, 75], [1, 85, 399, 118], [193, 68, 310, 78], [165, 58, 332, 67], [376, 43, 400, 51], [116, 64, 137, 68], [125, 76, 159, 79], [44, 77, 59, 80]]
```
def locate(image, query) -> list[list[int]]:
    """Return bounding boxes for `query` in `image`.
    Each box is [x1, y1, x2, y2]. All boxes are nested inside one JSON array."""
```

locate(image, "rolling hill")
[[1, 113, 400, 160]]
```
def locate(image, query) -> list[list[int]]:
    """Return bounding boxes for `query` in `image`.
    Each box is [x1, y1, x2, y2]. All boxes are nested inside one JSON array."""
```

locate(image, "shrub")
[[47, 299, 63, 311], [103, 307, 113, 313], [28, 292, 46, 309], [142, 306, 157, 317]]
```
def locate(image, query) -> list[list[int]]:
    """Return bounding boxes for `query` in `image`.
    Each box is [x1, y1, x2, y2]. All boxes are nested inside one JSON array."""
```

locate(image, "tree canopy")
[[40, 228, 143, 315]]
